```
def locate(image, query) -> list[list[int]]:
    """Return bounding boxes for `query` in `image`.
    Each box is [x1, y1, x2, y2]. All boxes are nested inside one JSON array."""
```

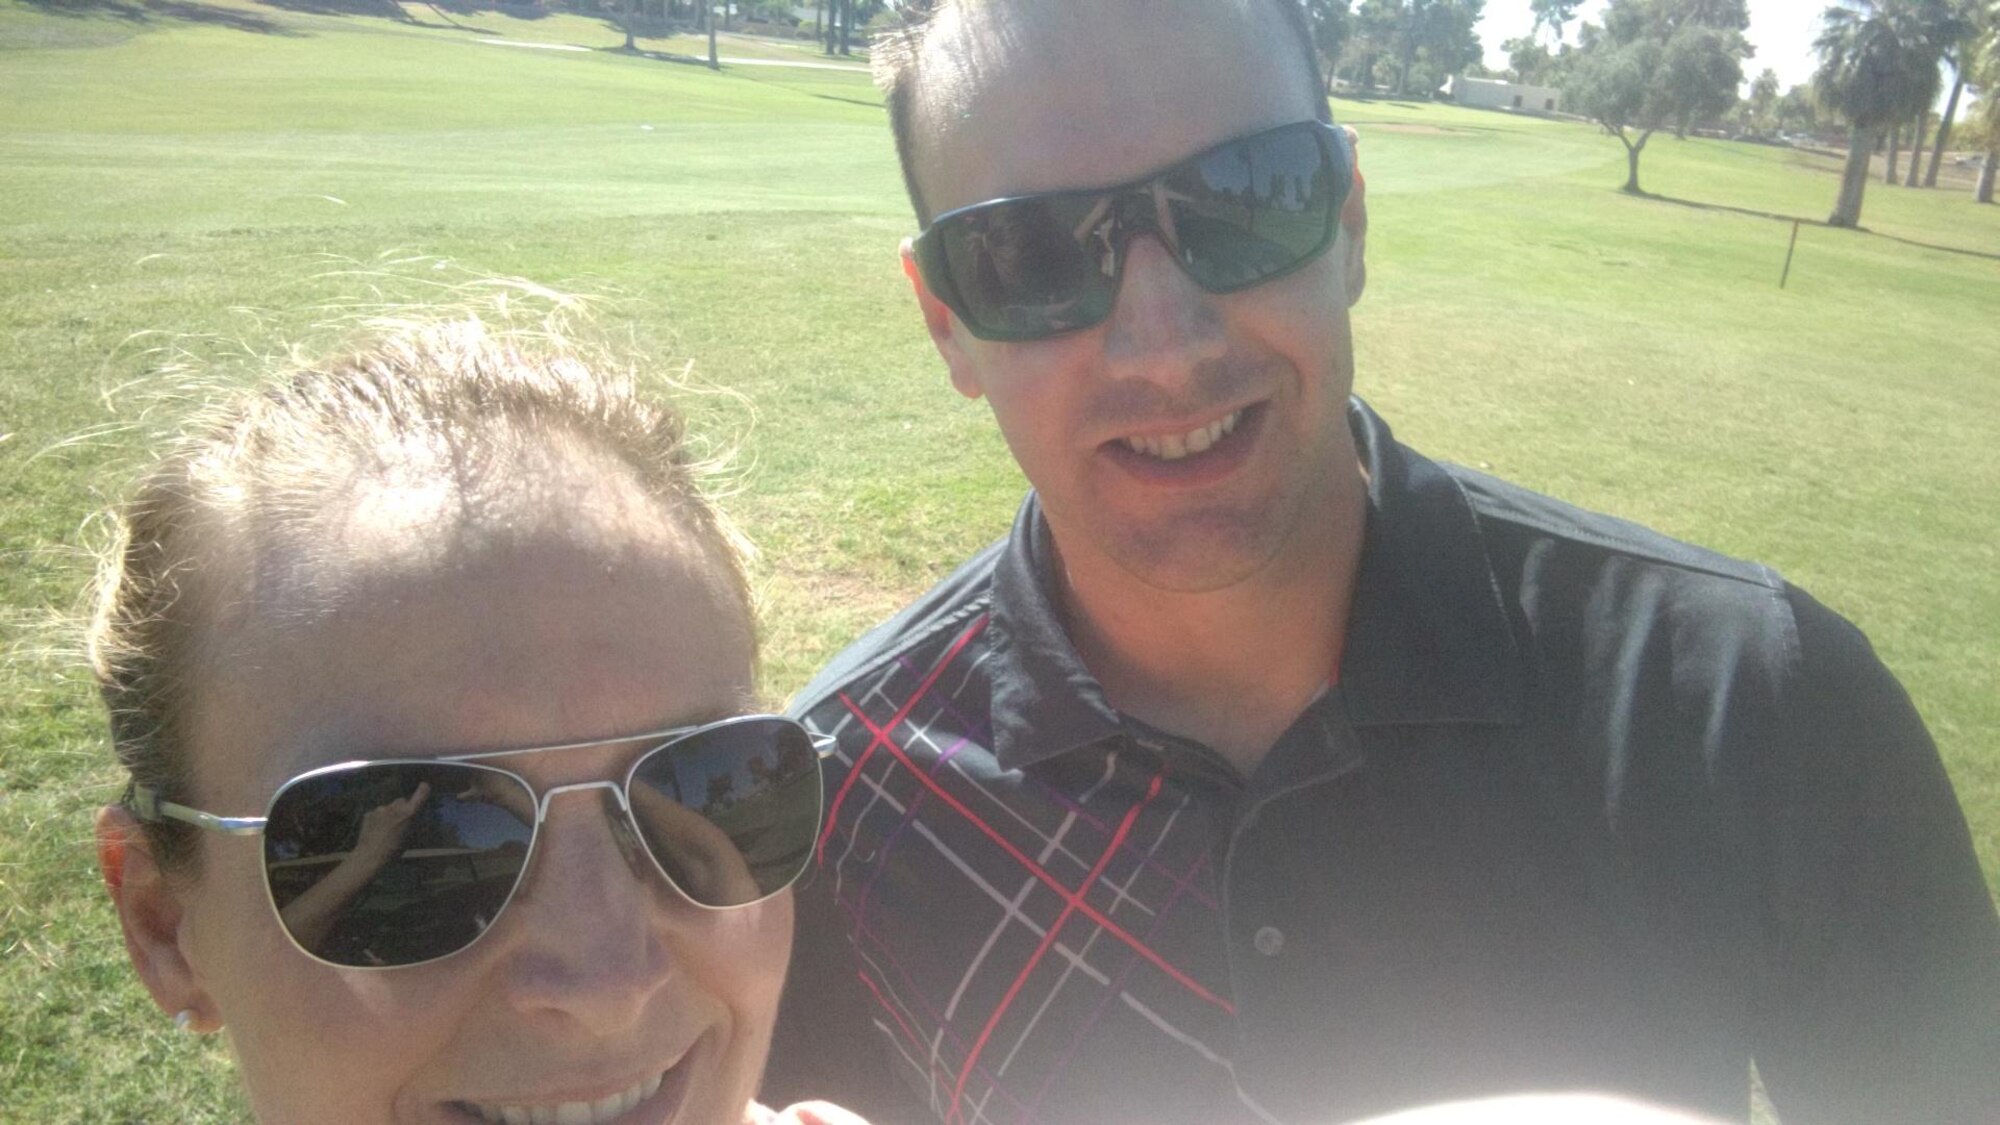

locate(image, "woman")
[[90, 316, 859, 1125]]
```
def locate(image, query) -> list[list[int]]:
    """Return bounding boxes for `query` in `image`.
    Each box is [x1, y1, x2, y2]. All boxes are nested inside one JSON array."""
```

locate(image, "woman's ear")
[[97, 805, 214, 1031]]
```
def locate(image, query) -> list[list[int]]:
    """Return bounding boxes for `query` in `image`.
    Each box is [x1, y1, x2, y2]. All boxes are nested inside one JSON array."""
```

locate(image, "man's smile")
[[1098, 401, 1267, 486], [1117, 407, 1243, 460]]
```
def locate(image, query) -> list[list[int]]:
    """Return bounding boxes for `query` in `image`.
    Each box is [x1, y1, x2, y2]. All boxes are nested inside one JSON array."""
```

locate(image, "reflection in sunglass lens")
[[1170, 126, 1336, 290], [921, 121, 1345, 341], [263, 763, 533, 968], [941, 193, 1117, 340], [627, 718, 822, 907]]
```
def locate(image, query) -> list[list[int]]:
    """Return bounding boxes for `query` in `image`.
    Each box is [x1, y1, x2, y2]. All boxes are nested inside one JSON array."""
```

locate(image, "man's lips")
[[1115, 407, 1243, 460], [1099, 402, 1265, 486]]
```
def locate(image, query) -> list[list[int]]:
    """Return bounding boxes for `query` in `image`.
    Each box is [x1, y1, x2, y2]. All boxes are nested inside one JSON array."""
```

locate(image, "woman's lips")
[[453, 1038, 700, 1125]]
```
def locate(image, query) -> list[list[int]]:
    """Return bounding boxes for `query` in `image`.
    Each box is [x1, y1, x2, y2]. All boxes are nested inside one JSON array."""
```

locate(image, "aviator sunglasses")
[[912, 119, 1353, 342], [128, 715, 828, 969]]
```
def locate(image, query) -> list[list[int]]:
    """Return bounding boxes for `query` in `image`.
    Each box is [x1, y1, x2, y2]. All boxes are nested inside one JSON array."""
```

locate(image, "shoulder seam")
[[1450, 466, 1784, 591], [794, 593, 995, 716]]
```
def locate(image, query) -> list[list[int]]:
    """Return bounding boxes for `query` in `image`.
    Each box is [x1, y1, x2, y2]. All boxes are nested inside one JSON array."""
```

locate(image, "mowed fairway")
[[3, 1, 1997, 1118]]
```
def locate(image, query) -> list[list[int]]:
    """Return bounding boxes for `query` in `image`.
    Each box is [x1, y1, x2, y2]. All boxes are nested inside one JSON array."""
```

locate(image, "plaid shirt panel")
[[804, 613, 1274, 1125]]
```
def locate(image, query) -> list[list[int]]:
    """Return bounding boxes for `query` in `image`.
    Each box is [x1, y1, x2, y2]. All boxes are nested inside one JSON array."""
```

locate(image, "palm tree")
[[1816, 0, 1970, 226], [1969, 25, 2000, 200], [1927, 0, 2000, 185]]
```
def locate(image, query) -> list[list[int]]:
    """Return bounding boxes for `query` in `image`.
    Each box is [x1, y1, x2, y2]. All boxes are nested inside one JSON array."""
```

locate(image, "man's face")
[[907, 0, 1365, 596]]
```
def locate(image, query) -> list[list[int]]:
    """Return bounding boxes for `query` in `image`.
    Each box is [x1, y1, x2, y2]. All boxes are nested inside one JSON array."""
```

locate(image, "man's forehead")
[[910, 0, 1316, 208]]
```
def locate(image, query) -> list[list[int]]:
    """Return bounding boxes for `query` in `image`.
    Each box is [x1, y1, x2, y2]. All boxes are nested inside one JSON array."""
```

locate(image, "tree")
[[1967, 24, 2000, 200], [1566, 0, 1751, 192], [1307, 0, 1354, 94], [1924, 0, 1994, 185], [1744, 66, 1782, 133], [1504, 34, 1556, 83], [1406, 0, 1486, 96], [1815, 0, 1970, 226], [1342, 0, 1484, 96], [1348, 0, 1404, 90], [1532, 0, 1581, 44], [1775, 83, 1826, 134], [1907, 107, 1930, 183]]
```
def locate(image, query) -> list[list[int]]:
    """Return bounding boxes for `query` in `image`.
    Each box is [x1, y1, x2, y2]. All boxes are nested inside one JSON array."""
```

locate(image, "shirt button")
[[1253, 925, 1285, 957]]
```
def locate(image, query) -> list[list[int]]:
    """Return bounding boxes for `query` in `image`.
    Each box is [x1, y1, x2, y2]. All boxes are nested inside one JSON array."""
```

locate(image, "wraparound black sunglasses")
[[912, 119, 1353, 342], [128, 715, 829, 969]]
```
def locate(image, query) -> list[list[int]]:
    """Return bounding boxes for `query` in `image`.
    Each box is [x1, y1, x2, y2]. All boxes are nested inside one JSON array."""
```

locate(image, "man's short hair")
[[872, 0, 1331, 225]]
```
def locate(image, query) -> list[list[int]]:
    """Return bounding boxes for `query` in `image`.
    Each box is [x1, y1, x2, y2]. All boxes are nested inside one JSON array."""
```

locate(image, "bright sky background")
[[1475, 0, 1983, 119], [1477, 0, 1828, 91]]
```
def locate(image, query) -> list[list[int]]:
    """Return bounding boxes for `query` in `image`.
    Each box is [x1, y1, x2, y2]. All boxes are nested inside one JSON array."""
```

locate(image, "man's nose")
[[493, 791, 674, 1033], [1101, 234, 1227, 385]]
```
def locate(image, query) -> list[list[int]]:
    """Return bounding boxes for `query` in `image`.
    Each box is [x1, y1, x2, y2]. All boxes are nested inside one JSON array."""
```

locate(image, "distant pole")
[[708, 4, 718, 68], [1779, 219, 1800, 288]]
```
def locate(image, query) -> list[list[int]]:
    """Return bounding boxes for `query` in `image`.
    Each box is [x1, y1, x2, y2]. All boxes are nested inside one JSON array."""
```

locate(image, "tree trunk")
[[1905, 111, 1925, 186], [837, 0, 850, 54], [1830, 126, 1875, 227], [1884, 124, 1900, 184], [814, 0, 822, 39], [1620, 130, 1651, 194], [1978, 148, 1997, 204], [1925, 76, 1963, 187]]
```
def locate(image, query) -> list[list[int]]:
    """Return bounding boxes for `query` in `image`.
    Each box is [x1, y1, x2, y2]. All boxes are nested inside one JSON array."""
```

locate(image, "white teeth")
[[1120, 408, 1243, 461], [471, 1070, 664, 1125]]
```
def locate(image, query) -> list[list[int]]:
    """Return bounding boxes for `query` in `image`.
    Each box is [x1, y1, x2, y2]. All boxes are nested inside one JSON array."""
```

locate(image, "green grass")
[[3, 2, 1997, 1119]]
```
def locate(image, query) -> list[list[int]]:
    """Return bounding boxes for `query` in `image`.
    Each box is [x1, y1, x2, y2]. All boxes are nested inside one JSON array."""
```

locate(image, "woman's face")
[[161, 477, 785, 1125]]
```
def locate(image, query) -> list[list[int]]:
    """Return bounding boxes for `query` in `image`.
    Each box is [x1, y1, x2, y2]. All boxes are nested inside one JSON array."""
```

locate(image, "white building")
[[1447, 75, 1562, 114]]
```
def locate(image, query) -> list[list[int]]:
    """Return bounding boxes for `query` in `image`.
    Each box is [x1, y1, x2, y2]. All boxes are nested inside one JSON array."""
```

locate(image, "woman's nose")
[[491, 789, 675, 1033]]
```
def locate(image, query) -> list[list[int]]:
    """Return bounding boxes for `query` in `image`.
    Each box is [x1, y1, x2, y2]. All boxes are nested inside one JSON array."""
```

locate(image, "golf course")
[[2, 0, 1996, 1118]]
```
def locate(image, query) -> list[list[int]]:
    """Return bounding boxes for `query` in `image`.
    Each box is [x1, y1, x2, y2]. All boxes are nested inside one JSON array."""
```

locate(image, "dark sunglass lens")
[[263, 763, 534, 967], [627, 719, 821, 907], [1169, 124, 1341, 291], [939, 194, 1118, 338]]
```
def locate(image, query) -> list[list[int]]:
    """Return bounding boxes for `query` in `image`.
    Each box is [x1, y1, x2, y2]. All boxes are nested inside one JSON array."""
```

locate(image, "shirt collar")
[[1338, 398, 1525, 728], [985, 397, 1524, 771]]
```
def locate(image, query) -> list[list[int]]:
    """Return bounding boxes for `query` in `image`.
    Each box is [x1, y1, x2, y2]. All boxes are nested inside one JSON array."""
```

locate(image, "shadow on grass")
[[23, 0, 517, 35], [1334, 92, 1431, 111], [429, 0, 549, 17], [1647, 191, 2000, 264], [614, 45, 713, 66], [720, 59, 883, 109], [254, 0, 493, 33], [20, 0, 299, 34]]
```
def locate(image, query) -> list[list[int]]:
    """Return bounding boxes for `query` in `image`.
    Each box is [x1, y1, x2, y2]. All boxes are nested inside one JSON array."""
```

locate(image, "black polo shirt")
[[767, 399, 1998, 1124]]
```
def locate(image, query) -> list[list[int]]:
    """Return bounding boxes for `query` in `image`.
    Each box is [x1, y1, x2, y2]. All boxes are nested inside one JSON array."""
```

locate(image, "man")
[[765, 1, 1999, 1122]]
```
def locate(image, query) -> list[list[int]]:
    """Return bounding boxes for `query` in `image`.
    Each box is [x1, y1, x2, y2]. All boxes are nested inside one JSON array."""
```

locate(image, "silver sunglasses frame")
[[129, 714, 836, 970]]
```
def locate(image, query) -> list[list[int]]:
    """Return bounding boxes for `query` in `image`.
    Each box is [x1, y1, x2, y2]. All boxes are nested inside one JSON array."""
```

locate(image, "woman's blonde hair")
[[87, 314, 751, 872]]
